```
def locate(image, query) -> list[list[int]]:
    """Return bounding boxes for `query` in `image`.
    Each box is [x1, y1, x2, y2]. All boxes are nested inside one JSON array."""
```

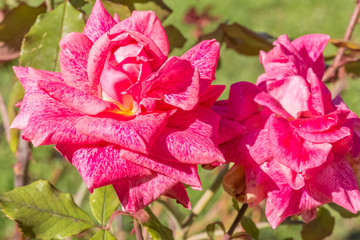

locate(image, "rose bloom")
[[11, 0, 226, 212], [215, 34, 360, 228]]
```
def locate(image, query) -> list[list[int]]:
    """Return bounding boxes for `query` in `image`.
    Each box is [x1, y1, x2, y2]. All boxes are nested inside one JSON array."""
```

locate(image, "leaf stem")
[[222, 203, 248, 240], [106, 210, 134, 230], [0, 93, 10, 143], [323, 0, 360, 83]]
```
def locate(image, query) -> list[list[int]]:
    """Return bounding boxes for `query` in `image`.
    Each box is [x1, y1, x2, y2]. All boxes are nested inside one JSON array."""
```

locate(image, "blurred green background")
[[1, 0, 360, 239]]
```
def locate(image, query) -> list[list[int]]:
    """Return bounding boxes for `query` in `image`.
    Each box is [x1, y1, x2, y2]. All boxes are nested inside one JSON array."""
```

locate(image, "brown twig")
[[323, 0, 360, 82], [14, 133, 30, 188], [0, 93, 10, 143], [222, 203, 248, 240], [134, 219, 145, 240]]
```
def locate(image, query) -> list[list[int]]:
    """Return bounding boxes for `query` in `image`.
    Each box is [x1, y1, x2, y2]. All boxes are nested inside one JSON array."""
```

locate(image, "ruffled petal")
[[83, 0, 116, 43], [76, 112, 169, 153], [182, 39, 220, 92], [37, 80, 118, 115], [110, 11, 168, 57], [149, 106, 225, 164], [55, 143, 152, 191], [268, 115, 332, 172], [313, 158, 360, 213], [164, 183, 191, 209], [228, 81, 261, 122], [141, 57, 200, 111], [254, 92, 293, 119], [59, 32, 93, 92], [198, 85, 225, 108], [292, 34, 329, 79], [119, 149, 201, 189], [113, 173, 178, 212]]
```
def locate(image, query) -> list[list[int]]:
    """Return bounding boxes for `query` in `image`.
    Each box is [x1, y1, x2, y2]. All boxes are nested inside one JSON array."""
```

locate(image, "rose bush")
[[216, 34, 360, 228], [11, 0, 225, 212]]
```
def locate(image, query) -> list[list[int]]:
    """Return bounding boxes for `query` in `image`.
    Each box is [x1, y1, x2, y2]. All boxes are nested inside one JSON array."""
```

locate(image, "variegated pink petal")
[[56, 143, 153, 191], [119, 149, 201, 189], [217, 118, 245, 145], [142, 57, 200, 111], [198, 85, 225, 108], [182, 39, 220, 92], [228, 81, 261, 122], [150, 106, 225, 164], [164, 183, 191, 209], [265, 184, 329, 228], [265, 76, 311, 118], [83, 0, 116, 43], [313, 158, 360, 213], [113, 173, 179, 212], [254, 92, 293, 119], [292, 34, 329, 79], [307, 68, 334, 115], [289, 110, 348, 132], [295, 126, 351, 143], [110, 11, 168, 57], [76, 112, 169, 153], [37, 80, 118, 115], [59, 32, 93, 93], [268, 115, 332, 172]]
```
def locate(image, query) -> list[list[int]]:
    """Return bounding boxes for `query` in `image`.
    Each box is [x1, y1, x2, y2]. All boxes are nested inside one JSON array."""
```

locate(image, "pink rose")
[[215, 34, 360, 228], [11, 0, 225, 212]]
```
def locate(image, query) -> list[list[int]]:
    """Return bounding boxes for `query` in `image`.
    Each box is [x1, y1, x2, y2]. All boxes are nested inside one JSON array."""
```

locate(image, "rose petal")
[[37, 80, 118, 115], [182, 39, 220, 93], [292, 34, 329, 79], [76, 111, 169, 153], [83, 0, 116, 43], [313, 158, 360, 213], [110, 11, 169, 58], [119, 149, 202, 189], [198, 84, 225, 108], [113, 173, 178, 212], [150, 106, 225, 164], [59, 32, 93, 92], [164, 183, 191, 209], [254, 92, 293, 119], [56, 143, 152, 191], [268, 115, 332, 172]]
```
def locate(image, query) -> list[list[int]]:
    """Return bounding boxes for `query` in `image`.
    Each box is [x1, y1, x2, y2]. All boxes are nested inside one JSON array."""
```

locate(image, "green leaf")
[[89, 185, 120, 226], [90, 230, 116, 240], [164, 25, 186, 53], [200, 23, 274, 56], [0, 180, 94, 239], [232, 198, 240, 211], [328, 203, 358, 218], [206, 221, 226, 240], [143, 207, 174, 240], [301, 207, 334, 240], [0, 3, 45, 61], [241, 216, 259, 240], [19, 1, 85, 71]]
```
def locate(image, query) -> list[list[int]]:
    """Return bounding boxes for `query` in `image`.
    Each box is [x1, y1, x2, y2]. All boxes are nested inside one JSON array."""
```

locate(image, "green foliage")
[[90, 229, 116, 240], [241, 216, 259, 240], [0, 180, 94, 239], [165, 25, 187, 53], [19, 1, 85, 71], [89, 185, 120, 226], [301, 207, 335, 240], [143, 207, 174, 240], [206, 221, 226, 240]]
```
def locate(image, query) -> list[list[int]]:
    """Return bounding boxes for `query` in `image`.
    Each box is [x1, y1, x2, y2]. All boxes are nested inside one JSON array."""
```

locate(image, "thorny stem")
[[222, 203, 248, 240], [323, 0, 360, 83], [181, 164, 229, 238]]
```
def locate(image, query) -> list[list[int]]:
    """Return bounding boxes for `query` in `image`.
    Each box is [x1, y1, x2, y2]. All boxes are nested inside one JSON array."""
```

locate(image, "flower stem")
[[222, 203, 248, 240]]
